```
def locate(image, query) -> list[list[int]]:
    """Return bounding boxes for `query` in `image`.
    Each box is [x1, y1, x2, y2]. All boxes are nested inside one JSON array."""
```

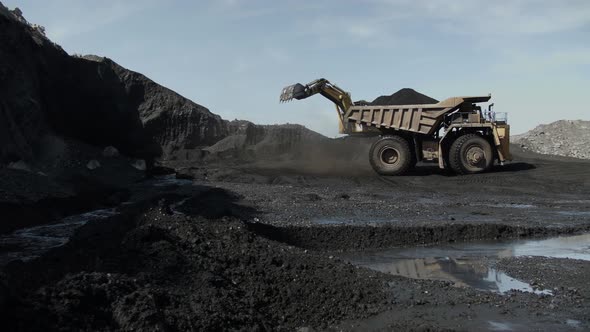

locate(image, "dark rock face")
[[58, 56, 228, 161], [371, 88, 438, 106], [0, 4, 227, 164], [0, 5, 63, 163]]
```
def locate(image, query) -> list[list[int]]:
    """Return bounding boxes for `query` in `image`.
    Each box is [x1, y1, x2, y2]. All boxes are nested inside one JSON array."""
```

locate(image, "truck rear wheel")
[[449, 134, 493, 174], [369, 136, 412, 175]]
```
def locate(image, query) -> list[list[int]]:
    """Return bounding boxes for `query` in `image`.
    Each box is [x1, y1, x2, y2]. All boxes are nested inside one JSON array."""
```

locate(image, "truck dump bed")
[[345, 96, 491, 135]]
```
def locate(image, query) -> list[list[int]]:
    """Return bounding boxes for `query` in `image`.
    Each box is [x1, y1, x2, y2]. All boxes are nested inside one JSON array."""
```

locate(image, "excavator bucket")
[[280, 83, 307, 102]]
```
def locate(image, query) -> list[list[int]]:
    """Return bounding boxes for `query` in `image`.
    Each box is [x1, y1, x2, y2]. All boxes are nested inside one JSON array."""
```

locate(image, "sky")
[[5, 0, 590, 136]]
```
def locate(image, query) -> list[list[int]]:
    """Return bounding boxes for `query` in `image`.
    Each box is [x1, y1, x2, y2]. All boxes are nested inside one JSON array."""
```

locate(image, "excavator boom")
[[280, 78, 355, 133], [280, 78, 352, 110]]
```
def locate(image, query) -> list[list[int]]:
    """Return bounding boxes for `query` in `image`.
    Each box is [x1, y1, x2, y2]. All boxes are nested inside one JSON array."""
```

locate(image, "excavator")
[[280, 78, 511, 175]]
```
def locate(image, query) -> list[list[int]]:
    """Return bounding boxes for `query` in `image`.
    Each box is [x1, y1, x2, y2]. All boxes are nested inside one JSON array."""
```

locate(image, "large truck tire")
[[448, 134, 493, 174], [369, 136, 412, 176]]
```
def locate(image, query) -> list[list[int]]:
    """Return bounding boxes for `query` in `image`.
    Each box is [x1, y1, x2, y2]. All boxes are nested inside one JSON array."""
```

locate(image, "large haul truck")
[[280, 78, 511, 175]]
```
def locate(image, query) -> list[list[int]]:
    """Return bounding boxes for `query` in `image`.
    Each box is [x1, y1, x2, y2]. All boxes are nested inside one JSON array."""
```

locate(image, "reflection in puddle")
[[475, 203, 536, 209], [343, 233, 590, 295], [481, 268, 550, 295], [557, 211, 590, 217], [145, 174, 193, 187], [493, 203, 536, 209], [170, 198, 189, 214], [488, 321, 516, 331], [566, 319, 582, 329], [0, 208, 118, 265], [349, 255, 551, 295], [512, 233, 590, 260], [313, 217, 397, 226]]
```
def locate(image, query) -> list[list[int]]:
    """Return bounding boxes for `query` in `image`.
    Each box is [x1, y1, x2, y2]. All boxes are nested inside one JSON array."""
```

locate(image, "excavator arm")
[[280, 78, 354, 133]]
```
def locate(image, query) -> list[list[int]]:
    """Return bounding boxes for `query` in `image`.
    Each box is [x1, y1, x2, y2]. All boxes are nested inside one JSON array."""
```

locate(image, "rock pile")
[[1, 195, 389, 331], [203, 121, 329, 161], [512, 120, 590, 159]]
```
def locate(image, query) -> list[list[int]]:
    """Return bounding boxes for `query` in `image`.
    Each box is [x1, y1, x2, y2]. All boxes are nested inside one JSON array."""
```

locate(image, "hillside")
[[0, 3, 332, 167], [0, 5, 227, 164]]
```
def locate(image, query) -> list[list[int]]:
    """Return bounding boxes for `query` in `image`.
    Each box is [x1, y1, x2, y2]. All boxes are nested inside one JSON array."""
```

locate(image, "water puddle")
[[473, 203, 537, 209], [554, 199, 590, 204], [492, 203, 536, 209], [170, 198, 189, 214], [557, 211, 590, 217], [488, 321, 516, 331], [312, 217, 398, 226], [144, 174, 193, 187], [0, 175, 194, 267], [0, 208, 118, 265], [342, 233, 590, 295], [566, 319, 582, 329]]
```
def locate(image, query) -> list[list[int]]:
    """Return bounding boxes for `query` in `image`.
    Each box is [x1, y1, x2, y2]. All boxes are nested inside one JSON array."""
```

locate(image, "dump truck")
[[280, 78, 511, 175]]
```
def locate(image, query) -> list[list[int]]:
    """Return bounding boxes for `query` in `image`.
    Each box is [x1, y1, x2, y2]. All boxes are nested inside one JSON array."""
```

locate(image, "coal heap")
[[0, 3, 227, 164], [371, 88, 438, 106]]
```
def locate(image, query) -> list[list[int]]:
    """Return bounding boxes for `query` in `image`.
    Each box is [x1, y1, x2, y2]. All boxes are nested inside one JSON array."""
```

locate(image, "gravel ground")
[[1, 146, 589, 331]]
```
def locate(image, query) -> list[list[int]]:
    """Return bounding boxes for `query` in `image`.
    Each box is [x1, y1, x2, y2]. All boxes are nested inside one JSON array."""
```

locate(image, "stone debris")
[[7, 160, 31, 172], [86, 159, 101, 170], [131, 159, 147, 171], [513, 120, 590, 159], [102, 146, 119, 158]]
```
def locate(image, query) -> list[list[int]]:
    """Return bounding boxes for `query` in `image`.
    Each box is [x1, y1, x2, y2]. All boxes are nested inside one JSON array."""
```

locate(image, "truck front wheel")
[[369, 136, 412, 175], [448, 134, 493, 174]]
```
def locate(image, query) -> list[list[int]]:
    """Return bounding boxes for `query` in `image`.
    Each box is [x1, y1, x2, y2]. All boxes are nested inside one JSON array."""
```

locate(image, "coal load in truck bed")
[[371, 88, 438, 106]]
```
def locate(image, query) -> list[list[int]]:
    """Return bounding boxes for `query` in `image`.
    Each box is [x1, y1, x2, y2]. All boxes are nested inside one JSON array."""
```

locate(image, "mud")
[[1, 146, 590, 331]]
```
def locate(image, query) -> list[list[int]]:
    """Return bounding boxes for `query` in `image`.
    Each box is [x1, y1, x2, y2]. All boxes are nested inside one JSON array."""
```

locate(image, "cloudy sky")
[[6, 0, 590, 136]]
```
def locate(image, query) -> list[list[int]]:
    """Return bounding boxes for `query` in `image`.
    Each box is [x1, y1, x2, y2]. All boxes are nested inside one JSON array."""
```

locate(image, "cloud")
[[208, 1, 322, 21], [295, 0, 590, 49], [264, 47, 292, 64], [372, 0, 590, 36], [230, 47, 292, 74], [296, 15, 395, 48], [347, 24, 378, 39], [39, 0, 162, 43], [493, 48, 590, 74]]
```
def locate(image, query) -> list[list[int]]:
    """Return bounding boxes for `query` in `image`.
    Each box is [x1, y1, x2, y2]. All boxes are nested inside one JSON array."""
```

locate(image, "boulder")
[[102, 146, 119, 158], [131, 159, 146, 171], [86, 160, 101, 170], [7, 160, 31, 172]]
